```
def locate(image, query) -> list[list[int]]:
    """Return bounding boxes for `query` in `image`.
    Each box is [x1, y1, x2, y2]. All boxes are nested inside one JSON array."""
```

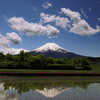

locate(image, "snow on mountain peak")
[[34, 43, 70, 53]]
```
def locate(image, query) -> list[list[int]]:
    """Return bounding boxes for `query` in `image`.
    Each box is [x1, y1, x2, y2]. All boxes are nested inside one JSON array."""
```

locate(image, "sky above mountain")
[[0, 0, 100, 57]]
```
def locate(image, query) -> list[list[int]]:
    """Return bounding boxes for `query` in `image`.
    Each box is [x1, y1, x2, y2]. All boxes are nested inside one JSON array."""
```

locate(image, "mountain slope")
[[30, 43, 83, 59]]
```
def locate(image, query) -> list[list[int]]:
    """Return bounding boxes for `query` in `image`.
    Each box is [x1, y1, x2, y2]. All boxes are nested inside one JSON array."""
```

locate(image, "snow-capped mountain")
[[30, 43, 83, 59], [34, 43, 70, 53]]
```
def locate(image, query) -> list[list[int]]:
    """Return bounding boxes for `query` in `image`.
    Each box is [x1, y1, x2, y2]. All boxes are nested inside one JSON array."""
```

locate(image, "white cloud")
[[46, 24, 59, 36], [0, 35, 10, 48], [6, 32, 22, 45], [42, 1, 52, 9], [8, 17, 60, 37], [0, 47, 29, 55], [0, 32, 24, 55], [33, 7, 37, 11], [61, 8, 81, 24], [40, 12, 70, 29], [40, 9, 100, 36], [80, 8, 88, 19], [0, 32, 22, 48], [98, 18, 100, 21], [69, 20, 100, 36], [40, 12, 55, 23], [61, 8, 100, 36]]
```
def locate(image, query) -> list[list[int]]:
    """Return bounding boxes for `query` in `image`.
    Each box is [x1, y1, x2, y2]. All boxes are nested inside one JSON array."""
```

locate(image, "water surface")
[[0, 76, 100, 100]]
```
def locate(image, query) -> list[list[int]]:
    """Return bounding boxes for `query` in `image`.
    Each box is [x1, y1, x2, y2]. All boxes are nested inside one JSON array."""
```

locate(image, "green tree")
[[28, 55, 42, 68], [12, 55, 20, 62], [46, 57, 54, 64], [5, 53, 13, 61], [81, 57, 90, 67], [24, 52, 31, 58], [71, 57, 77, 67], [54, 58, 64, 64], [77, 58, 82, 67], [62, 57, 68, 64], [38, 54, 47, 65], [24, 52, 31, 62], [19, 50, 24, 62], [33, 56, 41, 65], [27, 55, 34, 65], [0, 52, 5, 62]]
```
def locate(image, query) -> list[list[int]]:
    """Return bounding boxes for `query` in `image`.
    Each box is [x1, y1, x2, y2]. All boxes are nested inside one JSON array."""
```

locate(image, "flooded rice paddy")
[[0, 76, 100, 100]]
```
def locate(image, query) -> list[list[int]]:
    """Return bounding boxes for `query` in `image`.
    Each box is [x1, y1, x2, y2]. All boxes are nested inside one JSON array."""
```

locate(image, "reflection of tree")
[[73, 82, 90, 89], [4, 83, 10, 90], [3, 81, 92, 94]]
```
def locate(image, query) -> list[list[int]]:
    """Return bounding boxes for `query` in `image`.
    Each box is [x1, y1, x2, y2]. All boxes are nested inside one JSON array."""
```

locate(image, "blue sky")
[[0, 0, 100, 57]]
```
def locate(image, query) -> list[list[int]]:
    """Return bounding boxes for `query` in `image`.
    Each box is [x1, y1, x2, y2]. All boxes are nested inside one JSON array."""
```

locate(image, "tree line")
[[0, 50, 91, 70]]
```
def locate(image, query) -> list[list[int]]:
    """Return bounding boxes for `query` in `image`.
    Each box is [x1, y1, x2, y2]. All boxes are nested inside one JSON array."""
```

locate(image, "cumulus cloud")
[[0, 32, 24, 55], [8, 17, 60, 37], [80, 8, 88, 19], [6, 32, 22, 45], [69, 20, 100, 36], [0, 47, 29, 55], [61, 8, 100, 36], [40, 12, 55, 23], [46, 24, 59, 36], [42, 1, 52, 9], [61, 8, 81, 24], [40, 12, 70, 28], [40, 8, 100, 36], [0, 32, 22, 48], [0, 35, 10, 48]]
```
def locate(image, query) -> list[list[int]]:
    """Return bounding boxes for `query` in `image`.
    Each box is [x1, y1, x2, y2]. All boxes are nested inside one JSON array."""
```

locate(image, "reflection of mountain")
[[36, 86, 71, 97], [0, 82, 100, 100]]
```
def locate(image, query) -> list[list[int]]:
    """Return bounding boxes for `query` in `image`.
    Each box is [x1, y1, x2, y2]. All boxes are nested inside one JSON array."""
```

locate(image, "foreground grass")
[[0, 65, 100, 74]]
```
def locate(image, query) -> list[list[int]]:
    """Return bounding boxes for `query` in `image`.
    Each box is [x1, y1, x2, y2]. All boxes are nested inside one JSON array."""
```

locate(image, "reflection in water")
[[36, 86, 71, 97], [0, 76, 100, 100], [0, 83, 100, 100], [0, 83, 18, 100]]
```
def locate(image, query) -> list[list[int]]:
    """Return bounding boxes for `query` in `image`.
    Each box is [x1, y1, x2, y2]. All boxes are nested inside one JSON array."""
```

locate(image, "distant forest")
[[0, 50, 99, 70]]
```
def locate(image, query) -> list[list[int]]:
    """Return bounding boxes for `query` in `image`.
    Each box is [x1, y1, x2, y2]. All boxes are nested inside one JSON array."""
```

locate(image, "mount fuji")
[[30, 43, 83, 59]]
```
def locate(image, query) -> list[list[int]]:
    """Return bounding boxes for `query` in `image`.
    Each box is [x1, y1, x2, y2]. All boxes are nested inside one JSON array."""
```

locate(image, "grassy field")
[[0, 65, 100, 74]]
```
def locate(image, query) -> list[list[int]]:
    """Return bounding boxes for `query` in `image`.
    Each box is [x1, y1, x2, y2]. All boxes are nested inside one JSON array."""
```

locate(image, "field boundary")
[[0, 72, 100, 76]]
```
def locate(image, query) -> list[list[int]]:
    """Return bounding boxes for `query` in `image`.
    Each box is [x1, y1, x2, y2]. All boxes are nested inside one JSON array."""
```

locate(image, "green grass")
[[0, 65, 99, 74]]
